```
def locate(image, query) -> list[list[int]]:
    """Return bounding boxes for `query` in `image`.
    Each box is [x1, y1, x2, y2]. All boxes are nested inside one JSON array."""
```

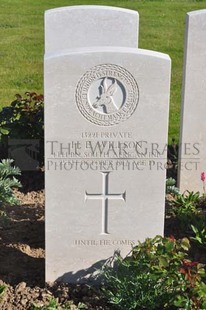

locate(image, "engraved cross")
[[85, 172, 126, 235]]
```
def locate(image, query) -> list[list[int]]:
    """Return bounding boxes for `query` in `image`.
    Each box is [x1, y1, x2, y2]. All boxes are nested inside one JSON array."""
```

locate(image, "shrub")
[[0, 159, 21, 207], [0, 92, 44, 165], [170, 191, 203, 231], [101, 236, 206, 309], [0, 92, 44, 139]]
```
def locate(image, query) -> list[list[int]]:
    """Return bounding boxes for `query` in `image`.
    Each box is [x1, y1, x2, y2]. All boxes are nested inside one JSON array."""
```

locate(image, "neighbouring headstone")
[[45, 5, 171, 283], [45, 5, 139, 53], [8, 139, 40, 171], [178, 10, 206, 193]]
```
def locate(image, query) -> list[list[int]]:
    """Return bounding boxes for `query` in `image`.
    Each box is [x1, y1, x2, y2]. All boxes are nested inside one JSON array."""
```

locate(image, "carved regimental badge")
[[75, 64, 139, 126]]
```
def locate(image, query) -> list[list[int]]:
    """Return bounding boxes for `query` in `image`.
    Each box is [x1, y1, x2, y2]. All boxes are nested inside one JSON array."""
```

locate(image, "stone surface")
[[45, 5, 139, 54], [45, 6, 171, 283], [178, 10, 206, 193], [8, 139, 39, 171]]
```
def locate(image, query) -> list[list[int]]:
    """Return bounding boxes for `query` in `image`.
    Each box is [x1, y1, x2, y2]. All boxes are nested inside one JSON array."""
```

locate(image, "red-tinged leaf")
[[179, 268, 186, 274]]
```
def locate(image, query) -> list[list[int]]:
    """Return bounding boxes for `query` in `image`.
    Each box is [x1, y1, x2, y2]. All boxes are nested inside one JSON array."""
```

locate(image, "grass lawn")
[[0, 0, 206, 140]]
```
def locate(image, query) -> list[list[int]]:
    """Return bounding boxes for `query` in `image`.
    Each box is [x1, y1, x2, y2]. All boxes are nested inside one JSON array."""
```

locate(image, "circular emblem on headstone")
[[75, 64, 139, 126]]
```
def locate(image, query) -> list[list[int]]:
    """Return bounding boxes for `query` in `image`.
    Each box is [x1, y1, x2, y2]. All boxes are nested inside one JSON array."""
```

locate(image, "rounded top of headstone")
[[46, 5, 138, 14], [45, 5, 139, 54], [187, 9, 206, 17]]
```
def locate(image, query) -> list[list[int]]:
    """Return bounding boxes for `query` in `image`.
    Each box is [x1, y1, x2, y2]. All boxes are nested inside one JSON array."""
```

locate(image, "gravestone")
[[45, 5, 139, 52], [8, 139, 39, 171], [178, 10, 206, 193], [45, 5, 171, 283]]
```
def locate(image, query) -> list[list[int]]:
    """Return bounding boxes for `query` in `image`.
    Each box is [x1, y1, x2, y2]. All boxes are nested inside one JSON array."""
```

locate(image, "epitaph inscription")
[[76, 64, 139, 126], [85, 171, 126, 234]]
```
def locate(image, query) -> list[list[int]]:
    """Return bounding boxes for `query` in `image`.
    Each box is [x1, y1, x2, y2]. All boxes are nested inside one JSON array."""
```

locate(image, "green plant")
[[31, 298, 59, 310], [0, 92, 44, 165], [0, 159, 21, 207], [173, 191, 201, 209], [166, 177, 180, 196], [62, 300, 75, 309], [101, 236, 206, 310], [168, 191, 205, 236], [31, 299, 87, 310], [0, 92, 44, 139], [0, 284, 6, 297], [191, 224, 206, 246], [171, 191, 201, 217], [77, 302, 86, 309]]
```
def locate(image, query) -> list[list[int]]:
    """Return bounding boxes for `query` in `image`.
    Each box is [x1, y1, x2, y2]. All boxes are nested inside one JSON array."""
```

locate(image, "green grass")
[[1, 0, 206, 139]]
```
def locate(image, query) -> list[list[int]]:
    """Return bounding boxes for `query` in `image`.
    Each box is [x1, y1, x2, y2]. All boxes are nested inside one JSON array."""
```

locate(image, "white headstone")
[[45, 5, 139, 54], [45, 6, 171, 283], [178, 10, 206, 193]]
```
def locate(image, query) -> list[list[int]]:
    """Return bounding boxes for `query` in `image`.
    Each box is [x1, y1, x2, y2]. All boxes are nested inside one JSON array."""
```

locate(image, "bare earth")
[[0, 189, 110, 310]]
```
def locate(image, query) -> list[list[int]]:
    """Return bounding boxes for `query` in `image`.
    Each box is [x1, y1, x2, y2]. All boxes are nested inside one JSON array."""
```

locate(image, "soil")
[[0, 174, 111, 309]]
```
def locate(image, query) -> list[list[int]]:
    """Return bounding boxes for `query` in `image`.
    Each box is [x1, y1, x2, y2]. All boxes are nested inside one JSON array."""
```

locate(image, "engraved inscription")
[[85, 171, 126, 234], [76, 64, 139, 126], [73, 239, 135, 246]]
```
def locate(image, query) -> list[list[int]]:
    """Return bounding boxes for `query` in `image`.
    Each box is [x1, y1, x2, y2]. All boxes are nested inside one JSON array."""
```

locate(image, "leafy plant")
[[0, 284, 6, 297], [0, 159, 21, 207], [169, 191, 204, 232], [0, 92, 44, 139], [0, 92, 44, 165], [172, 190, 200, 213], [31, 298, 59, 310], [77, 302, 86, 309], [172, 191, 201, 209], [166, 177, 180, 196], [31, 299, 86, 310], [191, 224, 206, 246], [101, 236, 206, 310]]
